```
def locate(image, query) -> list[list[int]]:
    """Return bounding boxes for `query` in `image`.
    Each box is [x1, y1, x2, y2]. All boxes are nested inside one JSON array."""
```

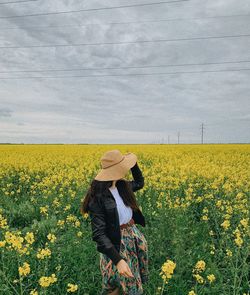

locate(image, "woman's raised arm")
[[129, 162, 144, 192]]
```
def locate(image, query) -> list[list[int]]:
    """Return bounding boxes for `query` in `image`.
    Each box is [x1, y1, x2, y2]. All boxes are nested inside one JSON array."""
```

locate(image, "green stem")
[[43, 258, 49, 295], [233, 248, 239, 295], [160, 279, 166, 295], [0, 251, 19, 295], [236, 248, 249, 293], [17, 256, 23, 295], [0, 268, 19, 295], [194, 284, 198, 293]]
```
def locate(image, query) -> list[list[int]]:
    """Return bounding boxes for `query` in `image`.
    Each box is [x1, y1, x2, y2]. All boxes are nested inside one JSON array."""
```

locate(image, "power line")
[[0, 0, 189, 19], [0, 0, 37, 4], [0, 67, 250, 80], [0, 33, 250, 49], [1, 13, 249, 31], [201, 123, 205, 144], [0, 60, 249, 73]]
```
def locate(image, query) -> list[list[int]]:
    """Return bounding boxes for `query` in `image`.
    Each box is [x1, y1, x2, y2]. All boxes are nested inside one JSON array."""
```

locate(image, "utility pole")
[[177, 131, 180, 144], [201, 123, 205, 144], [168, 135, 170, 144]]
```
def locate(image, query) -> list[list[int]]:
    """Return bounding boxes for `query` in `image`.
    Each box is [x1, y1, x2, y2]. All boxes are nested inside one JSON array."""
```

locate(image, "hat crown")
[[100, 149, 124, 169]]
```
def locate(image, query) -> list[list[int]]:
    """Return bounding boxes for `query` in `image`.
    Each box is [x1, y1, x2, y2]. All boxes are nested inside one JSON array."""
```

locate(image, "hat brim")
[[94, 152, 137, 181]]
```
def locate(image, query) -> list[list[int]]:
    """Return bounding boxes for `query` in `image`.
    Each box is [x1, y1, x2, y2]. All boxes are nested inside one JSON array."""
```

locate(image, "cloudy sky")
[[0, 0, 249, 144]]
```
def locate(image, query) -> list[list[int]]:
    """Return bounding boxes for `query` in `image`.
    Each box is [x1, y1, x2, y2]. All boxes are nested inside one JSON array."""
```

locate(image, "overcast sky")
[[0, 0, 249, 144]]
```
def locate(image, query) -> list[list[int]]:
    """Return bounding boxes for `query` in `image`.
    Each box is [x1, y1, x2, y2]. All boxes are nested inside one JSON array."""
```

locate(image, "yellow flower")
[[66, 214, 77, 223], [77, 231, 83, 237], [226, 249, 233, 257], [64, 204, 71, 211], [0, 214, 8, 229], [40, 206, 49, 216], [234, 236, 243, 247], [47, 233, 57, 243], [207, 274, 216, 283], [233, 228, 244, 247], [240, 218, 248, 229], [25, 232, 35, 244], [210, 244, 215, 255], [196, 196, 203, 203], [83, 213, 89, 220], [4, 231, 24, 253], [193, 260, 206, 273], [39, 273, 57, 288], [0, 241, 6, 247], [39, 276, 50, 287], [67, 283, 78, 293], [52, 197, 60, 207], [37, 247, 51, 259], [74, 220, 80, 227], [188, 291, 196, 295], [57, 220, 65, 227], [159, 259, 176, 284], [201, 215, 209, 221], [18, 262, 30, 277], [30, 289, 38, 295], [221, 220, 230, 230], [193, 273, 204, 284]]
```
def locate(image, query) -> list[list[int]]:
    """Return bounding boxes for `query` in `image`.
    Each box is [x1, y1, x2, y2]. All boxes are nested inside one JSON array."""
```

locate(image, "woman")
[[80, 149, 149, 295]]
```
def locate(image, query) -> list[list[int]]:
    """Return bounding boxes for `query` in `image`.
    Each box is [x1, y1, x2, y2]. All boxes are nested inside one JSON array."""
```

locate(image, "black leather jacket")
[[88, 162, 145, 266]]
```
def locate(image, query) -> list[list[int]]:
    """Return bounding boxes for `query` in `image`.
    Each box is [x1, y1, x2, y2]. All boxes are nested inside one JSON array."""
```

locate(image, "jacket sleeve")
[[88, 196, 123, 266], [129, 162, 145, 192]]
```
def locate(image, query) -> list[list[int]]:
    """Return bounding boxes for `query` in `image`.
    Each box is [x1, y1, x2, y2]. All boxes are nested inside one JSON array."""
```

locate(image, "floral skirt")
[[99, 223, 149, 295]]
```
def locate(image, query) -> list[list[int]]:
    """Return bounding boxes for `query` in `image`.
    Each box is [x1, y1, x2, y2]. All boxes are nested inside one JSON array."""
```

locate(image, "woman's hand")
[[116, 259, 134, 278]]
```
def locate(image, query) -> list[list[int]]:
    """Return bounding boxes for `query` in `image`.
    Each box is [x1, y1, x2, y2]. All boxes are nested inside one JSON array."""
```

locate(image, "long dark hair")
[[80, 178, 140, 215]]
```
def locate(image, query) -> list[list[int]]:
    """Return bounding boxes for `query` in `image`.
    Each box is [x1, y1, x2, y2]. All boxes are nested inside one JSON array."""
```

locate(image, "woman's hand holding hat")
[[125, 152, 137, 163]]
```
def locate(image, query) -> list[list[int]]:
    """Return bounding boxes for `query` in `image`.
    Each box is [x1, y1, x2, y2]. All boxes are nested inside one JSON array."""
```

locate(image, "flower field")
[[0, 144, 249, 295]]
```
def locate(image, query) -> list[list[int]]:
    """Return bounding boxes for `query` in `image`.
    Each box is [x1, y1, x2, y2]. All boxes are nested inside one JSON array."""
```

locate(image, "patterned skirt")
[[99, 223, 149, 295]]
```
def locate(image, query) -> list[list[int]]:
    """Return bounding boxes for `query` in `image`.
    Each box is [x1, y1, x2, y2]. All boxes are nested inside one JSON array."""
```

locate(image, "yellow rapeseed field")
[[0, 144, 249, 295]]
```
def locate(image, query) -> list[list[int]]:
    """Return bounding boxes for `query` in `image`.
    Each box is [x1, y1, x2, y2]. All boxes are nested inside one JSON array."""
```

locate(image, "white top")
[[109, 186, 133, 225]]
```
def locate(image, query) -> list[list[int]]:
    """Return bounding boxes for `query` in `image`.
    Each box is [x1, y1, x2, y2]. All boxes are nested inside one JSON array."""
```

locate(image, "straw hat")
[[94, 149, 137, 181]]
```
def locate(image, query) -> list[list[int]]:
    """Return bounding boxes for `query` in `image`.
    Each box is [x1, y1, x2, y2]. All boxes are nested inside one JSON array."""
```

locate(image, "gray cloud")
[[0, 0, 249, 143]]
